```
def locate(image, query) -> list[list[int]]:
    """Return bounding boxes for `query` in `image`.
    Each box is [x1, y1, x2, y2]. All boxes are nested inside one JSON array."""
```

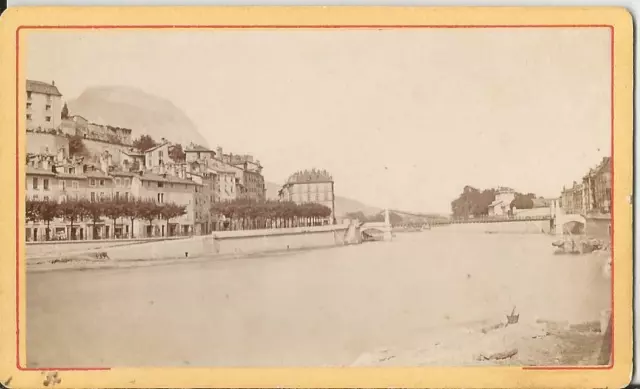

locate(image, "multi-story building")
[[118, 148, 145, 172], [488, 187, 516, 216], [561, 156, 612, 216], [131, 167, 201, 237], [206, 157, 238, 202], [279, 169, 335, 222], [144, 141, 174, 170], [26, 80, 63, 131], [185, 144, 216, 163], [593, 157, 612, 214], [181, 160, 217, 234], [217, 147, 266, 201]]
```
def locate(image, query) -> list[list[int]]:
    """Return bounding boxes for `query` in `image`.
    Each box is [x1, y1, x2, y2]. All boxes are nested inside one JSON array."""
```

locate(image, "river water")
[[26, 229, 610, 368]]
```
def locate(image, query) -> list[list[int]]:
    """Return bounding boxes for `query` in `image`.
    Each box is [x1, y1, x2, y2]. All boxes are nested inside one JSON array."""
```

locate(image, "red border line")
[[15, 23, 615, 372]]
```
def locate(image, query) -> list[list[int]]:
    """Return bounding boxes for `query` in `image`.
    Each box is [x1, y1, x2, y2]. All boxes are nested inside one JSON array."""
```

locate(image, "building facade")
[[488, 187, 516, 216], [560, 156, 611, 216], [279, 169, 335, 222], [26, 80, 63, 131]]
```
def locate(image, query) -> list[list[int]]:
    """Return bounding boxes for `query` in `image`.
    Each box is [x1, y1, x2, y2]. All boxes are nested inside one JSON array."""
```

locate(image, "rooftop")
[[26, 166, 56, 176], [286, 169, 333, 184], [140, 172, 202, 185], [185, 144, 214, 153], [26, 80, 62, 96]]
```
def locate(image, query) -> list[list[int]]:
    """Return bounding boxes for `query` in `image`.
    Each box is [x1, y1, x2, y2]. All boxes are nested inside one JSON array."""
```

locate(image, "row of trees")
[[451, 186, 498, 218], [25, 197, 335, 240], [211, 199, 333, 230], [26, 198, 187, 241]]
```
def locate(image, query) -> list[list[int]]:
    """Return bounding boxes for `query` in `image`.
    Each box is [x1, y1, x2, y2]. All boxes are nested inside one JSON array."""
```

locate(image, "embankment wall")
[[434, 220, 552, 234], [586, 217, 612, 243], [76, 225, 351, 261]]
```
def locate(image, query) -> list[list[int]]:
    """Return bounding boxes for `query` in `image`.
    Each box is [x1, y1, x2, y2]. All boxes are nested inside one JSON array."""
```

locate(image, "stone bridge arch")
[[556, 214, 587, 235]]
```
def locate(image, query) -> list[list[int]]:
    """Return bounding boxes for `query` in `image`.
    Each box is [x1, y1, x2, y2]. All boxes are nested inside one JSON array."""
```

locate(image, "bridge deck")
[[433, 215, 552, 225]]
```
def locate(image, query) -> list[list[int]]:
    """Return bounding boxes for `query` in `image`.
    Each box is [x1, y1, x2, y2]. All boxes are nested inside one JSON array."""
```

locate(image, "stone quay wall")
[[60, 225, 353, 262]]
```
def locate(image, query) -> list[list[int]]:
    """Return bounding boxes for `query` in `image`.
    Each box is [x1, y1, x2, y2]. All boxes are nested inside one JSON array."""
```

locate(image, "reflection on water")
[[27, 229, 610, 367]]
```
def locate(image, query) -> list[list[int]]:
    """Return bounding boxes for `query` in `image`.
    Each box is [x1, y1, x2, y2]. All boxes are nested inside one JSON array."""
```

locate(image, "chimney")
[[216, 147, 223, 157], [51, 80, 55, 86], [57, 147, 65, 162]]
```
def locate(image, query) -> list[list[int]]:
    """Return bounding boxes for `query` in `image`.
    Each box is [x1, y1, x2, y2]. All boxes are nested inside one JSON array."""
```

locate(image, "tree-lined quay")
[[26, 197, 332, 241]]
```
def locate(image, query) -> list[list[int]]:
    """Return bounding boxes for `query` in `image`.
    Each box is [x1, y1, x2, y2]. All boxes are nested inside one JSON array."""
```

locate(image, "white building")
[[26, 80, 64, 131], [488, 187, 516, 216]]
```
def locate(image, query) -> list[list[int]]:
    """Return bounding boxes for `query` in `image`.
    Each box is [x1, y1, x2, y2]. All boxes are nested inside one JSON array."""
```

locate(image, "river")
[[26, 229, 611, 368]]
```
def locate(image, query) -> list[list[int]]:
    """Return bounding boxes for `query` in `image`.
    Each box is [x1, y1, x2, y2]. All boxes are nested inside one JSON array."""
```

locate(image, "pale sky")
[[26, 28, 611, 213]]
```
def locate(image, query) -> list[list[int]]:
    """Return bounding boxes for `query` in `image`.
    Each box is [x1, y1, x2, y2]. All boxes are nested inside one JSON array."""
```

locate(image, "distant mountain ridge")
[[67, 86, 209, 148], [264, 181, 381, 217]]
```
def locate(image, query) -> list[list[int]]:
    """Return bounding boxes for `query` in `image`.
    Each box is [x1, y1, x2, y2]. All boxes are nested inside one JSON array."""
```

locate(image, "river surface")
[[26, 229, 610, 368]]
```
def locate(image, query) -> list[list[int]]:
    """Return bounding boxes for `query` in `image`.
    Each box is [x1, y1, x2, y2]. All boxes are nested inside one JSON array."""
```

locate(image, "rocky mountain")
[[67, 86, 209, 147], [265, 181, 381, 217]]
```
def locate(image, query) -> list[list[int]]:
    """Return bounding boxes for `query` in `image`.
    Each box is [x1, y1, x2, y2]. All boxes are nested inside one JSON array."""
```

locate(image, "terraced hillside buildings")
[[24, 80, 269, 240]]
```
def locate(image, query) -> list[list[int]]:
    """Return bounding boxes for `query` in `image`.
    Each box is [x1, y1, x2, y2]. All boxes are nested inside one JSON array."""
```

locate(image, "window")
[[72, 181, 79, 189], [115, 178, 121, 186], [99, 179, 105, 186], [26, 114, 32, 121], [33, 194, 38, 200], [27, 92, 32, 100], [100, 192, 105, 201], [157, 193, 164, 203], [59, 180, 66, 190], [45, 116, 51, 122], [43, 179, 49, 191], [124, 178, 130, 187], [46, 104, 51, 111], [32, 177, 38, 190], [26, 102, 32, 109], [90, 192, 96, 202], [124, 192, 129, 201], [43, 196, 49, 201], [158, 182, 164, 188], [90, 179, 96, 186], [115, 192, 120, 200]]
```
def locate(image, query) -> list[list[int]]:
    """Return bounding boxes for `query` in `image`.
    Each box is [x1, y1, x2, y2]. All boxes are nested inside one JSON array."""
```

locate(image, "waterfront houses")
[[279, 169, 336, 223], [560, 156, 612, 216]]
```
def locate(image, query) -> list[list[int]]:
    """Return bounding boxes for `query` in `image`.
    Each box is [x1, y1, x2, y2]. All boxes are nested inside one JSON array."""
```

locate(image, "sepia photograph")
[[0, 6, 633, 389]]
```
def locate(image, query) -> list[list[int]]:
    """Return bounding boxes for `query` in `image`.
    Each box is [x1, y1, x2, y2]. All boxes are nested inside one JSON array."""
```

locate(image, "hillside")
[[265, 181, 381, 217], [67, 86, 209, 147]]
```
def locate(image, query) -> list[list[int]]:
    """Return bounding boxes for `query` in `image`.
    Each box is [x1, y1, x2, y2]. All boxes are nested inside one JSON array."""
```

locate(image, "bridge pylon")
[[383, 209, 393, 241]]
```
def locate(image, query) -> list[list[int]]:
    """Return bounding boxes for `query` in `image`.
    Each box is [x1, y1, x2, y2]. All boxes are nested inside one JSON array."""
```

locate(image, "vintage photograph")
[[23, 26, 614, 369]]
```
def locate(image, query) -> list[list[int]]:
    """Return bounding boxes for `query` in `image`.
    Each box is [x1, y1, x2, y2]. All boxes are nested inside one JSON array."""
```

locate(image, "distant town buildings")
[[279, 169, 335, 222], [561, 156, 611, 215]]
